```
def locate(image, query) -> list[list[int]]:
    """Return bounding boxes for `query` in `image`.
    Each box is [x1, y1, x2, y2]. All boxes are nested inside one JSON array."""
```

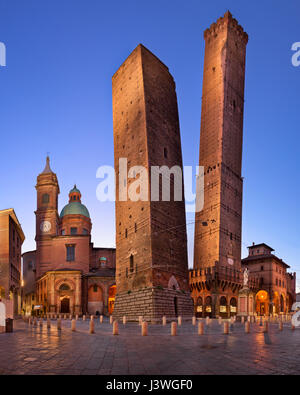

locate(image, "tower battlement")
[[204, 11, 248, 44]]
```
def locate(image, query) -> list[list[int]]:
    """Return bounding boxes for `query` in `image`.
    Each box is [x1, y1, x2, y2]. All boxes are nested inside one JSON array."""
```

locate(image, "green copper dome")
[[60, 202, 90, 219], [69, 185, 81, 194]]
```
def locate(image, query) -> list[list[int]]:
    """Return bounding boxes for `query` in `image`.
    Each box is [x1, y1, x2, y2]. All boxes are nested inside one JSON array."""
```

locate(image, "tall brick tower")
[[35, 156, 60, 278], [112, 44, 193, 322], [190, 12, 250, 318]]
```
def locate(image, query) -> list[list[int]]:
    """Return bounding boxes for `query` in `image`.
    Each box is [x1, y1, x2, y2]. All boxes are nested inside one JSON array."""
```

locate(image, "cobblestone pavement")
[[0, 318, 300, 375]]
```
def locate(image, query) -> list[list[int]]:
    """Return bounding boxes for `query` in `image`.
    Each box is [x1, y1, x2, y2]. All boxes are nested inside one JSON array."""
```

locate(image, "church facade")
[[22, 157, 116, 316]]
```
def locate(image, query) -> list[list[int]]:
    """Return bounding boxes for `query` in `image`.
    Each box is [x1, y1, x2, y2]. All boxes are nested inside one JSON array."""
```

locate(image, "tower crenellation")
[[204, 11, 248, 44]]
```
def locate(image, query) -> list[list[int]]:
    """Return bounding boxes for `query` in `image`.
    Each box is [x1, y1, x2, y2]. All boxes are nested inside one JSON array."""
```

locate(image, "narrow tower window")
[[130, 255, 134, 273], [42, 194, 50, 204]]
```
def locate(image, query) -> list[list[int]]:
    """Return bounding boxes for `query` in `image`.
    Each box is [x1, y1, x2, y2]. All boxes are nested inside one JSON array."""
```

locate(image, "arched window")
[[205, 296, 212, 305], [220, 296, 227, 306], [42, 193, 50, 204], [59, 284, 70, 291], [230, 297, 237, 307], [93, 285, 98, 292]]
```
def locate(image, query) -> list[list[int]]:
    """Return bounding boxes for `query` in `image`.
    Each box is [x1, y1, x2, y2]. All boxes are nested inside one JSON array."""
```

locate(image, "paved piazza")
[[1, 318, 300, 375]]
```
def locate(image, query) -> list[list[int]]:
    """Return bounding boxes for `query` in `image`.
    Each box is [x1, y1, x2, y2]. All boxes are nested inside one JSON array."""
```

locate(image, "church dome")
[[60, 202, 90, 218], [60, 185, 90, 219]]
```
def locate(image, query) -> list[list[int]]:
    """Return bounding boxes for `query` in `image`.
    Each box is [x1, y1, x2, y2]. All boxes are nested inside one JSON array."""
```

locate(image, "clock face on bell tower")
[[40, 220, 51, 233]]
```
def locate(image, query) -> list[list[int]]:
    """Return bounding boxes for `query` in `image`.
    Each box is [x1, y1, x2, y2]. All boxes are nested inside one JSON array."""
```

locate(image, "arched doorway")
[[219, 296, 227, 318], [88, 284, 103, 315], [205, 296, 212, 318], [61, 298, 70, 314], [195, 296, 203, 318], [108, 285, 116, 315], [230, 297, 237, 316], [256, 290, 269, 316]]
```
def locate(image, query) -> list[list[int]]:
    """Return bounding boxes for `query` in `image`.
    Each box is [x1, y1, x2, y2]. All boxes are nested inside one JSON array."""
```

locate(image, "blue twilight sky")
[[0, 0, 299, 289]]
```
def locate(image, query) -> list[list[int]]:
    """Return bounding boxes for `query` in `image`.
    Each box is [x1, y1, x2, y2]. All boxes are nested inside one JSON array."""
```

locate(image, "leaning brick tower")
[[190, 12, 249, 318], [112, 44, 193, 322], [194, 11, 248, 271]]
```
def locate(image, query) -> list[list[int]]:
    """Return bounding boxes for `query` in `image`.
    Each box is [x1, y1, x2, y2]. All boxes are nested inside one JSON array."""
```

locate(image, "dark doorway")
[[174, 297, 178, 317], [61, 298, 70, 314]]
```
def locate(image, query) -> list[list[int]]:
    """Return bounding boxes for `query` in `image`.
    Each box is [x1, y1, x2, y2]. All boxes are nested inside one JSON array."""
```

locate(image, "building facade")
[[191, 11, 249, 317], [21, 250, 36, 316], [242, 243, 296, 315], [112, 44, 193, 322], [0, 209, 25, 317], [22, 157, 116, 316]]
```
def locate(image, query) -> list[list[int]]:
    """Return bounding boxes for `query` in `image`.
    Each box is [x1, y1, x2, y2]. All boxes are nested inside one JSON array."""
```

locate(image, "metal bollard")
[[192, 316, 196, 326], [123, 316, 126, 325], [178, 316, 182, 326], [162, 316, 167, 326]]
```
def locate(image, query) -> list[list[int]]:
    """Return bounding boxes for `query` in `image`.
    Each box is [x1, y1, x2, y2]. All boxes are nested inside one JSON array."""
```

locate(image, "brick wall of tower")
[[113, 44, 152, 294], [112, 44, 193, 319], [194, 12, 248, 270], [142, 47, 189, 290]]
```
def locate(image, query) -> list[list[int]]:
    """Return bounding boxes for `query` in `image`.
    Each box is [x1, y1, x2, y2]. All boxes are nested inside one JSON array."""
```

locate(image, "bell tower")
[[35, 156, 60, 278]]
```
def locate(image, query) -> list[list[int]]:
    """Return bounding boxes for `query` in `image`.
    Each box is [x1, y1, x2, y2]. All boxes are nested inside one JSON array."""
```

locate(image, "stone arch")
[[230, 297, 237, 316], [168, 275, 180, 291], [219, 296, 227, 317], [204, 295, 212, 318], [55, 279, 75, 292], [195, 296, 203, 317], [108, 284, 116, 315], [256, 290, 269, 316]]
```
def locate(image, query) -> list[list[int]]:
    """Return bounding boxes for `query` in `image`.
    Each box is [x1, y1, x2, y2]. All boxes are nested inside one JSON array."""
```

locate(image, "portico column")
[[75, 275, 81, 314], [50, 275, 56, 313]]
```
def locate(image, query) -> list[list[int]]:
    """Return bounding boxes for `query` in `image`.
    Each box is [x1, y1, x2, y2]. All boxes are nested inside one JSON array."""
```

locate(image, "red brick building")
[[22, 157, 116, 316], [0, 208, 25, 316], [242, 243, 296, 315]]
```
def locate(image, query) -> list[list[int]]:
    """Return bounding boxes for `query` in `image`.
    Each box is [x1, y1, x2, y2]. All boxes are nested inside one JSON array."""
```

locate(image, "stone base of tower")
[[113, 287, 194, 323]]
